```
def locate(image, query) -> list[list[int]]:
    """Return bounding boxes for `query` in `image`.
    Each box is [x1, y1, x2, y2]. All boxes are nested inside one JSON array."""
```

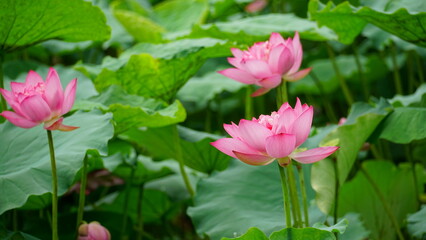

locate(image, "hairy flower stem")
[[406, 51, 417, 93], [47, 130, 59, 240], [414, 52, 425, 83], [13, 210, 18, 232], [271, 0, 283, 13], [370, 144, 383, 160], [287, 161, 302, 228], [390, 41, 403, 95], [277, 79, 288, 107], [326, 43, 354, 105], [277, 162, 292, 228], [76, 155, 88, 235], [405, 145, 420, 205], [136, 183, 145, 240], [297, 165, 309, 227], [205, 101, 212, 133], [245, 86, 254, 119], [276, 81, 298, 228], [276, 79, 305, 228], [173, 125, 195, 198], [121, 165, 135, 240], [0, 53, 6, 112], [361, 167, 405, 240], [333, 159, 339, 225], [309, 71, 337, 123], [352, 44, 369, 101]]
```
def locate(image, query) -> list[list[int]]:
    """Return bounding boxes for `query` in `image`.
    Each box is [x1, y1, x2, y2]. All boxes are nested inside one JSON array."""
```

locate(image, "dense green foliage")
[[0, 0, 425, 239]]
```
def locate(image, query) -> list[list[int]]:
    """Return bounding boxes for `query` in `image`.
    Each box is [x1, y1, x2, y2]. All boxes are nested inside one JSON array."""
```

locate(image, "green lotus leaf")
[[0, 0, 110, 52], [0, 110, 113, 214]]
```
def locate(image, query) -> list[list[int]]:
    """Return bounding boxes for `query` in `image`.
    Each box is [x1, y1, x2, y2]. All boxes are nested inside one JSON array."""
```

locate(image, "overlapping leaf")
[[154, 0, 208, 32], [309, 125, 340, 216], [177, 70, 245, 112], [113, 0, 208, 42], [221, 227, 337, 240], [0, 0, 110, 52], [120, 125, 229, 173], [188, 160, 328, 240], [76, 38, 233, 101], [113, 9, 165, 43], [311, 158, 336, 215], [309, 0, 426, 46], [188, 161, 287, 240], [74, 86, 186, 134], [0, 110, 113, 214], [339, 161, 423, 240], [322, 99, 391, 184], [407, 205, 426, 238], [327, 213, 369, 240], [180, 14, 336, 44], [375, 107, 426, 144], [269, 228, 336, 240], [390, 83, 426, 107], [221, 227, 268, 240]]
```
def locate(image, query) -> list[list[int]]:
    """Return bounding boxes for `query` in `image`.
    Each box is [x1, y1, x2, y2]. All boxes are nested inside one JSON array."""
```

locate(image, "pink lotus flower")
[[211, 99, 338, 166], [0, 68, 78, 131], [78, 221, 111, 240], [218, 32, 311, 97]]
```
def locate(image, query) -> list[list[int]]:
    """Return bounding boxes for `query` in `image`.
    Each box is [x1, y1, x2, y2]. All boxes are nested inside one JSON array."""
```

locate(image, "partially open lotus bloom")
[[211, 99, 339, 166], [218, 32, 311, 97], [0, 68, 78, 131], [78, 221, 111, 240]]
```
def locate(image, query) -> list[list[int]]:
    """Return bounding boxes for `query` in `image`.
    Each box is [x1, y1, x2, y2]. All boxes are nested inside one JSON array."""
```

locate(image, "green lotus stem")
[[381, 140, 393, 161], [309, 71, 337, 123], [406, 51, 414, 93], [136, 183, 145, 240], [361, 167, 405, 240], [121, 165, 135, 240], [76, 155, 88, 234], [0, 53, 6, 112], [352, 44, 369, 101], [370, 144, 383, 160], [287, 161, 302, 228], [13, 209, 18, 232], [333, 159, 339, 225], [271, 0, 282, 13], [390, 41, 403, 95], [46, 209, 52, 228], [47, 130, 59, 240], [276, 78, 302, 227], [326, 43, 354, 105], [256, 92, 266, 115], [277, 162, 292, 228], [405, 145, 420, 205], [414, 52, 425, 83], [297, 165, 309, 227], [205, 101, 212, 132], [276, 79, 288, 107], [245, 86, 254, 119], [173, 125, 195, 198]]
